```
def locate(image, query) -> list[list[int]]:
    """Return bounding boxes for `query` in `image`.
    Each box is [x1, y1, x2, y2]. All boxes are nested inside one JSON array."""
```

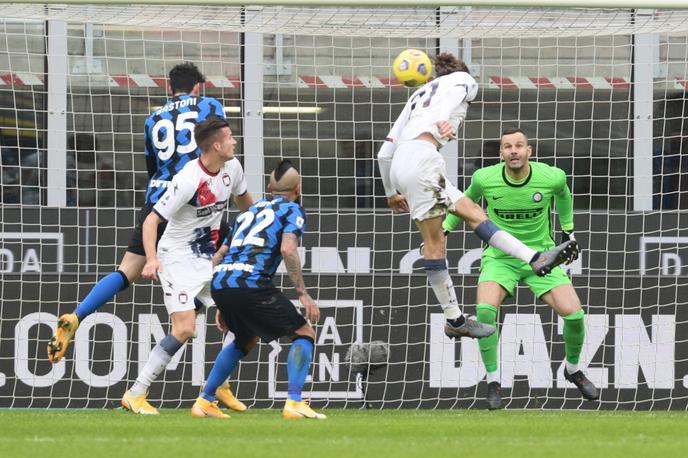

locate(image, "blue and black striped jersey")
[[143, 95, 225, 204], [212, 196, 306, 289]]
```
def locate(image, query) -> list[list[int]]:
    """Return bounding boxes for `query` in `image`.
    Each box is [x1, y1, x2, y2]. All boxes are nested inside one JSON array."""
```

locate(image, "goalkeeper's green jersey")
[[463, 161, 574, 257]]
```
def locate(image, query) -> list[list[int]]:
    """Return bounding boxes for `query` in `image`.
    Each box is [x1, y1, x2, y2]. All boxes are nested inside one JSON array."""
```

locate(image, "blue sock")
[[201, 342, 245, 402], [74, 271, 129, 321], [287, 336, 314, 402]]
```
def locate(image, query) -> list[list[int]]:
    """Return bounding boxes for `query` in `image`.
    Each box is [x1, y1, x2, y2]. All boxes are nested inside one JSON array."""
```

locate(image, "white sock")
[[488, 230, 538, 263], [487, 371, 500, 384], [566, 361, 579, 374], [129, 345, 173, 396], [425, 262, 462, 320]]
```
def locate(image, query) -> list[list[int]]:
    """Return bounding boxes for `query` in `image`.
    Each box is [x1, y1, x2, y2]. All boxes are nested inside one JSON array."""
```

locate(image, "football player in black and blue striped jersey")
[[48, 62, 229, 364], [191, 160, 326, 420]]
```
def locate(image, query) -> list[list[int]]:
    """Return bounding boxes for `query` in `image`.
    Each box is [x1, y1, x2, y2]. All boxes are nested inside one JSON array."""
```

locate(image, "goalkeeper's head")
[[168, 62, 206, 96], [269, 159, 301, 201], [500, 128, 532, 172]]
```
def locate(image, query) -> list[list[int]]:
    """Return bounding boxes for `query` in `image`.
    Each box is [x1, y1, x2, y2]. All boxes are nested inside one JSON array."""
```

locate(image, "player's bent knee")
[[292, 324, 315, 341], [291, 334, 315, 345], [118, 252, 146, 282], [243, 336, 259, 353], [171, 317, 196, 341]]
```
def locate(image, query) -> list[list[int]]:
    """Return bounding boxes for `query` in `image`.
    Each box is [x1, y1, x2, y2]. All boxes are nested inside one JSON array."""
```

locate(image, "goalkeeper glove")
[[561, 230, 580, 264]]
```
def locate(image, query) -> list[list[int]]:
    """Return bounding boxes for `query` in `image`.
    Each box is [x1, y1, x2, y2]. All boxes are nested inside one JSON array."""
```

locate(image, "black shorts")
[[126, 204, 231, 256], [211, 287, 307, 349]]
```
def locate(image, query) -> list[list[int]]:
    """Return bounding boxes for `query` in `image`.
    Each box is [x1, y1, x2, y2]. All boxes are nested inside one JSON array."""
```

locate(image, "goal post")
[[1, 1, 687, 410]]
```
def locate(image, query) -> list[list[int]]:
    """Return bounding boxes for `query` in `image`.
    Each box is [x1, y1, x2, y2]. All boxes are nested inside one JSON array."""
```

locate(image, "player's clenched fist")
[[142, 258, 161, 281], [387, 194, 409, 214], [435, 120, 457, 140]]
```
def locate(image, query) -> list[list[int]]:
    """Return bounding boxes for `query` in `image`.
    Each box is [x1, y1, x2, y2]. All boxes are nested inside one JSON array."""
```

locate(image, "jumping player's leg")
[[452, 197, 537, 262], [48, 205, 161, 363], [76, 252, 144, 320], [47, 251, 144, 363], [447, 197, 579, 276], [416, 216, 495, 340]]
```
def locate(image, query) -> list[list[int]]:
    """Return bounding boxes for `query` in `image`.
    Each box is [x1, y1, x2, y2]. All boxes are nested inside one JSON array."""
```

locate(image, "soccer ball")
[[392, 49, 432, 87]]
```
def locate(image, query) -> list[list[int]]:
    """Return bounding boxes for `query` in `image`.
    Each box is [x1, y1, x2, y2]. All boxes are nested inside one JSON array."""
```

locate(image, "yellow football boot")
[[121, 390, 159, 415], [282, 399, 327, 420], [215, 382, 247, 412], [191, 397, 230, 419], [47, 313, 79, 363]]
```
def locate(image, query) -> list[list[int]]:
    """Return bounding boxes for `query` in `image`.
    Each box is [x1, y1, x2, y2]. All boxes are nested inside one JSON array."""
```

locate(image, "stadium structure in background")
[[1, 1, 688, 410]]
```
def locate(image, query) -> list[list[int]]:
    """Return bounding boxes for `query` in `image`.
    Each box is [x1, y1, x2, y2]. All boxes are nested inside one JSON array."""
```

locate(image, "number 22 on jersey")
[[230, 208, 276, 248]]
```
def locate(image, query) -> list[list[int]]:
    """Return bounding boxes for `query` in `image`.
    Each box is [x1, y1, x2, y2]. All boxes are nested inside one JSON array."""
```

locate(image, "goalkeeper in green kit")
[[443, 129, 599, 409]]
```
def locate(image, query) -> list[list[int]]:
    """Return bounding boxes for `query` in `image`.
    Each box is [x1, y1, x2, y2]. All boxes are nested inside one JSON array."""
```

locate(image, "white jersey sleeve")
[[376, 97, 417, 197], [153, 168, 196, 221]]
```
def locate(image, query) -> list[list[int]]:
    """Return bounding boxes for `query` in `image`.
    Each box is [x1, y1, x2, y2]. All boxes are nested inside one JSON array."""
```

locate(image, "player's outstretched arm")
[[281, 233, 319, 323], [141, 212, 163, 281]]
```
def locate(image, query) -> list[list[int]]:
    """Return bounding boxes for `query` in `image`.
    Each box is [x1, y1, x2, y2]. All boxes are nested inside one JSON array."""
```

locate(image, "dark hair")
[[273, 159, 297, 182], [434, 53, 469, 77], [194, 116, 229, 152], [501, 128, 529, 143], [169, 62, 206, 93]]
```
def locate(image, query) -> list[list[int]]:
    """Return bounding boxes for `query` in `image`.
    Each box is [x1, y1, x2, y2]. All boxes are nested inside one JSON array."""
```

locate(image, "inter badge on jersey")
[[532, 191, 543, 202]]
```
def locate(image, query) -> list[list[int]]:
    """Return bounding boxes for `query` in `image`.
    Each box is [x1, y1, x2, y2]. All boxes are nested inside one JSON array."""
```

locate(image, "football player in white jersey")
[[377, 53, 578, 339], [121, 116, 254, 415]]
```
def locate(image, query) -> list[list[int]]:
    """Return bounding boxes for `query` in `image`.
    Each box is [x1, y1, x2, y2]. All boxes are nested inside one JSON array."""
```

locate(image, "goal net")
[[1, 2, 687, 410]]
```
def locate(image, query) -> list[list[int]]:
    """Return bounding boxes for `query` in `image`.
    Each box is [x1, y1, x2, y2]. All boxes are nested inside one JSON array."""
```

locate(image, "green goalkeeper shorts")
[[478, 255, 571, 298]]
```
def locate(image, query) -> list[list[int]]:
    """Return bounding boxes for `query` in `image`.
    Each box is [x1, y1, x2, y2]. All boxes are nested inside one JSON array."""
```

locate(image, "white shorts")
[[157, 253, 214, 314], [390, 139, 464, 221]]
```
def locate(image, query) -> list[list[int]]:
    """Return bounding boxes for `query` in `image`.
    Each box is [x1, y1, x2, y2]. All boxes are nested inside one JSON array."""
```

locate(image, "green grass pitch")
[[0, 409, 686, 458]]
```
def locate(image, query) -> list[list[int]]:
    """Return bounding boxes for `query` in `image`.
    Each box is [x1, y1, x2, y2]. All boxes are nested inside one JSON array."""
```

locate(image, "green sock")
[[476, 303, 499, 373], [562, 309, 585, 364], [443, 213, 462, 233]]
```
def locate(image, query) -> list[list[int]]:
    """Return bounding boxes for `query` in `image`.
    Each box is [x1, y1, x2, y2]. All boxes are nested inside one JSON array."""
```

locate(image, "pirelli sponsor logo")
[[494, 207, 543, 220], [196, 199, 228, 217]]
